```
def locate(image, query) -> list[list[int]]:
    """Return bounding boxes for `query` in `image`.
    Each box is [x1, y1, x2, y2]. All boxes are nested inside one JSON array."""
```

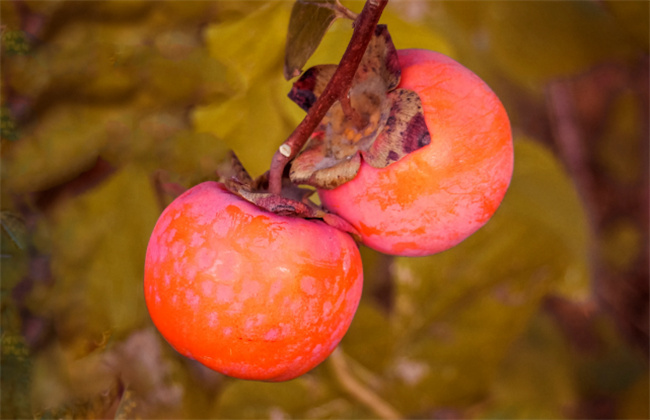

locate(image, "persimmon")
[[144, 181, 363, 381], [313, 49, 514, 256]]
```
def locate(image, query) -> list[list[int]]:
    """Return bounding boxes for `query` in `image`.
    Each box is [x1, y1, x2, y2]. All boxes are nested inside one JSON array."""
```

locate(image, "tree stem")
[[269, 0, 388, 195]]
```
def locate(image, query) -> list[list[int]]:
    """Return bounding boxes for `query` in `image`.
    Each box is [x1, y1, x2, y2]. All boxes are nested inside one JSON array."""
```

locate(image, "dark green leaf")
[[284, 0, 341, 80]]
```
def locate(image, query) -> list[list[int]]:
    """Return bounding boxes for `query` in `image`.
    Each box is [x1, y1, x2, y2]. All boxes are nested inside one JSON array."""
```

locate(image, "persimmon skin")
[[144, 182, 363, 382], [319, 49, 514, 257]]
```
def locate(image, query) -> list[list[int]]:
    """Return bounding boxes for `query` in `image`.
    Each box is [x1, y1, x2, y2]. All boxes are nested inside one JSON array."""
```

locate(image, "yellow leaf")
[[204, 3, 290, 90]]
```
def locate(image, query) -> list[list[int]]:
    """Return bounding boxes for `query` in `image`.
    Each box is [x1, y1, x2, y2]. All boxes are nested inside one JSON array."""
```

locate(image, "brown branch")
[[269, 0, 388, 195]]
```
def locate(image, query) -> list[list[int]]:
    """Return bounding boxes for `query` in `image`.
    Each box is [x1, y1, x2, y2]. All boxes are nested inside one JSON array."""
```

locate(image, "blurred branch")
[[546, 80, 597, 213], [32, 157, 116, 212], [329, 348, 402, 420]]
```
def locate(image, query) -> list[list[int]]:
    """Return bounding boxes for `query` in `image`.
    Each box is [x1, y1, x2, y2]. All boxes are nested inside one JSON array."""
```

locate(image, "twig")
[[329, 348, 402, 420], [268, 0, 388, 195]]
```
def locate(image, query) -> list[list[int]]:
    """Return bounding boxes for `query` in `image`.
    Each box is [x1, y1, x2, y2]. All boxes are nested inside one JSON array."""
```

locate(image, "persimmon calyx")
[[288, 24, 431, 190], [218, 152, 360, 239]]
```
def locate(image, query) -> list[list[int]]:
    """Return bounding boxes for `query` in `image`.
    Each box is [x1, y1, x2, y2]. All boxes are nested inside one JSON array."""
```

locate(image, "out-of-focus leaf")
[[574, 316, 646, 396], [64, 0, 153, 21], [1, 106, 20, 141], [600, 218, 643, 272], [485, 312, 577, 419], [378, 6, 453, 57], [214, 376, 323, 419], [0, 333, 32, 419], [144, 50, 231, 107], [503, 139, 590, 301], [300, 9, 453, 72], [386, 139, 590, 413], [213, 357, 378, 419], [1, 211, 27, 250], [1, 29, 30, 55], [193, 79, 296, 178], [31, 329, 182, 418], [0, 231, 28, 294], [340, 301, 394, 372], [485, 2, 639, 89], [438, 1, 489, 34], [605, 0, 650, 51], [0, 1, 21, 31], [618, 374, 650, 419], [105, 329, 184, 418], [2, 105, 114, 193], [5, 22, 139, 102], [0, 214, 31, 420], [204, 3, 290, 91], [161, 130, 230, 183], [596, 90, 644, 185], [284, 0, 341, 80], [31, 165, 159, 341], [100, 109, 185, 167], [30, 343, 115, 416]]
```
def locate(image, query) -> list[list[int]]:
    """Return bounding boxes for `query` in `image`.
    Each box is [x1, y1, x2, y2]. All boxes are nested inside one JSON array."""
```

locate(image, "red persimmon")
[[144, 182, 363, 381], [319, 49, 514, 256]]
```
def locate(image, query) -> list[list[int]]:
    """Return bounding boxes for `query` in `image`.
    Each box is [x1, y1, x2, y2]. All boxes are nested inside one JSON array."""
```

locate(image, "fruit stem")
[[269, 0, 388, 195]]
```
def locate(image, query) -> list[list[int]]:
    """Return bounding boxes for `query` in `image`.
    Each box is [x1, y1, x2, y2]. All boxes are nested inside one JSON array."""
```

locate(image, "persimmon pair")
[[144, 44, 513, 381]]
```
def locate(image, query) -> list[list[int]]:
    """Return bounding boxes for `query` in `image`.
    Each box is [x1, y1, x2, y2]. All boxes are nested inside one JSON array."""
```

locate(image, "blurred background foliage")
[[1, 1, 648, 418]]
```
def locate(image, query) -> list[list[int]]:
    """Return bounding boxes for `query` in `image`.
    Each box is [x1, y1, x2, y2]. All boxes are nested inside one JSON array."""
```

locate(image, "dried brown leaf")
[[362, 89, 430, 168]]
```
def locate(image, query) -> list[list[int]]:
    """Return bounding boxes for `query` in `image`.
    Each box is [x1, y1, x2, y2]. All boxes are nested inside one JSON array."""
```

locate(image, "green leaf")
[[284, 0, 341, 80]]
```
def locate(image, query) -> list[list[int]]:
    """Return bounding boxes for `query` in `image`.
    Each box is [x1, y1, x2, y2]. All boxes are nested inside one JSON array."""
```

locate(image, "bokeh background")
[[1, 1, 648, 418]]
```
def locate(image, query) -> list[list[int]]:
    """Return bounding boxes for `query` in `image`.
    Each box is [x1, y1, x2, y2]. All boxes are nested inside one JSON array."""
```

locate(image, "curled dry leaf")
[[218, 151, 360, 239], [288, 25, 430, 189]]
